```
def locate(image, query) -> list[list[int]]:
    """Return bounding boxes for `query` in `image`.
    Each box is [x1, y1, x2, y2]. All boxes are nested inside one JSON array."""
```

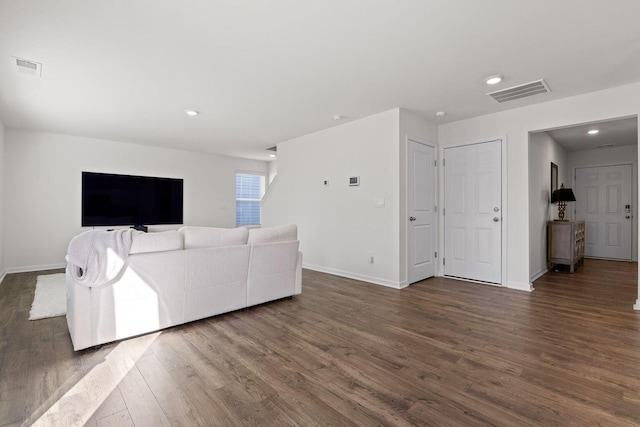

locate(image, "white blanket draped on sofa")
[[67, 229, 141, 287]]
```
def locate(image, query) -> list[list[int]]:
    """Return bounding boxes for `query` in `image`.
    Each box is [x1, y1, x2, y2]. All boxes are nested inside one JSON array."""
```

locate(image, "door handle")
[[626, 215, 632, 219], [409, 216, 416, 222], [493, 217, 500, 222]]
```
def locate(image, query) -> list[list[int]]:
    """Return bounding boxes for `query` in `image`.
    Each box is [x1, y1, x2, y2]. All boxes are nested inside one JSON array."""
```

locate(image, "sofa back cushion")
[[248, 224, 297, 244], [129, 230, 184, 254], [179, 226, 249, 249]]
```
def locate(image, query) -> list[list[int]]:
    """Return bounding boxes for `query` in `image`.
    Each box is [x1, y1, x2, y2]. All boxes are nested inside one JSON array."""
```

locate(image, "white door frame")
[[405, 136, 437, 285], [438, 136, 508, 285]]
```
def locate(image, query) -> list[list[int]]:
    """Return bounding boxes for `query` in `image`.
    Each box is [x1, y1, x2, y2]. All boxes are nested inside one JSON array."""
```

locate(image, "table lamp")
[[551, 183, 576, 221]]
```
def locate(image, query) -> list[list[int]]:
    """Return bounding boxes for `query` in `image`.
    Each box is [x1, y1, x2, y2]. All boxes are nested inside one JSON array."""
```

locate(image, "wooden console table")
[[548, 220, 585, 273]]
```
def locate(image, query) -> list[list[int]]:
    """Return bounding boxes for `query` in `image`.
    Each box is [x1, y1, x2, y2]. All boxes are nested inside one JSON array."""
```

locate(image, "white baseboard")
[[634, 299, 640, 311], [0, 269, 6, 285], [303, 263, 404, 289], [506, 280, 534, 292], [5, 263, 66, 274], [529, 268, 548, 283]]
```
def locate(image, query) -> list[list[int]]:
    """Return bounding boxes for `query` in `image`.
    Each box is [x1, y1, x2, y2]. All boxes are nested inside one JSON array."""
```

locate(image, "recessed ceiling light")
[[185, 109, 199, 116], [435, 111, 447, 118], [485, 75, 503, 85], [588, 129, 599, 135], [269, 154, 276, 158]]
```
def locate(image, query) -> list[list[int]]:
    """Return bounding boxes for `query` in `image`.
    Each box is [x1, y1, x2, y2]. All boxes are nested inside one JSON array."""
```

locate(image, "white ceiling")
[[546, 117, 638, 152], [1, 1, 640, 160]]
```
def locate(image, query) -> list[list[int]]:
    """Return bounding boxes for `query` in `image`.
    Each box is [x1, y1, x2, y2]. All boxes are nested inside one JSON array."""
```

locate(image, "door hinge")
[[443, 158, 445, 166], [443, 258, 445, 265], [434, 160, 437, 167], [435, 205, 438, 213], [435, 251, 438, 258], [443, 208, 445, 215]]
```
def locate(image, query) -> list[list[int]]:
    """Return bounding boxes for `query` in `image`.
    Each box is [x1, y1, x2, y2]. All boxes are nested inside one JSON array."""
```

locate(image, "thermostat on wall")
[[349, 176, 360, 186]]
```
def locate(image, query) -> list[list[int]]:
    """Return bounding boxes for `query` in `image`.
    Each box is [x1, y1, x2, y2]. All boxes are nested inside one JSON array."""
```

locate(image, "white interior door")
[[575, 164, 633, 260], [444, 140, 502, 283], [408, 140, 435, 284]]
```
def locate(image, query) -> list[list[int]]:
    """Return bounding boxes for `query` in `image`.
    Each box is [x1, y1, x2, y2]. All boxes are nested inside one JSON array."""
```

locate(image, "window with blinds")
[[236, 173, 265, 226]]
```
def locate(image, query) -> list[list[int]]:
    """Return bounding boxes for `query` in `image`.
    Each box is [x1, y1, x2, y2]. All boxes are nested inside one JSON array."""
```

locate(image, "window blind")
[[236, 173, 264, 226]]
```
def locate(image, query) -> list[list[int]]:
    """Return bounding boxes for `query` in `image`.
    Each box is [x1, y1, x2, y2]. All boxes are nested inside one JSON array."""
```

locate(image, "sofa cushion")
[[248, 224, 297, 244], [129, 230, 184, 254], [179, 226, 249, 249]]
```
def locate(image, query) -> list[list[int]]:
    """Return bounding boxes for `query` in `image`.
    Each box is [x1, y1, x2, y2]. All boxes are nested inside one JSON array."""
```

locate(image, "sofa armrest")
[[66, 268, 93, 351], [247, 240, 300, 306]]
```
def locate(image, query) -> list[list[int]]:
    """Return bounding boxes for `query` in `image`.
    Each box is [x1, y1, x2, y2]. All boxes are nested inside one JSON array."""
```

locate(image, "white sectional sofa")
[[66, 224, 302, 351]]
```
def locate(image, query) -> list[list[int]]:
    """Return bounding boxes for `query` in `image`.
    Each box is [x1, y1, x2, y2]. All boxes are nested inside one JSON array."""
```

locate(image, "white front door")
[[407, 140, 436, 284], [575, 164, 633, 260], [444, 140, 502, 284]]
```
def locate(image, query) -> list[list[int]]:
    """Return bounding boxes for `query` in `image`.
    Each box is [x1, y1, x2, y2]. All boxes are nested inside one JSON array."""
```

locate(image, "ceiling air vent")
[[13, 57, 42, 77], [487, 79, 550, 103]]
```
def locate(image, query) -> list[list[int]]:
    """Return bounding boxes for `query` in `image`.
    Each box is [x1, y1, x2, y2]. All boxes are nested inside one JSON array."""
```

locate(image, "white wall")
[[0, 119, 5, 280], [262, 109, 397, 286], [4, 129, 267, 271], [262, 109, 400, 286], [439, 82, 640, 301], [529, 131, 568, 281], [568, 144, 638, 261], [267, 160, 277, 185]]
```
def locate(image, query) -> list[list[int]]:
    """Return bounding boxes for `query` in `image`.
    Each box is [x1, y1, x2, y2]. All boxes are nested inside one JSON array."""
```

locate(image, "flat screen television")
[[82, 172, 183, 228]]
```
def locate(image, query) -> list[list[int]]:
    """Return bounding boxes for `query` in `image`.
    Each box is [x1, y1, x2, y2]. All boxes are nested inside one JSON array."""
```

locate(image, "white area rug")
[[29, 273, 66, 320]]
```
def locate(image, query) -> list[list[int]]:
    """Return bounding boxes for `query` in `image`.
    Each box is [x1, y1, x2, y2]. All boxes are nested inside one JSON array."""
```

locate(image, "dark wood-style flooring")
[[1, 259, 639, 426]]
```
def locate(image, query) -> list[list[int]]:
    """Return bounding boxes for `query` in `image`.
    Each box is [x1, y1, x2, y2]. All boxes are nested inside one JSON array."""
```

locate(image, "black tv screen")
[[82, 172, 183, 227]]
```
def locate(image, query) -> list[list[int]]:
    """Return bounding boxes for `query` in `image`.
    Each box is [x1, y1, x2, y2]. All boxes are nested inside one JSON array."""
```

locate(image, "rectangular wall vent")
[[13, 57, 42, 77], [487, 79, 550, 103]]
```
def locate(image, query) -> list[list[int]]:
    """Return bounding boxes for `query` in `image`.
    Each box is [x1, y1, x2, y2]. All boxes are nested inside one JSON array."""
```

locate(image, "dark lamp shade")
[[551, 187, 576, 203]]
